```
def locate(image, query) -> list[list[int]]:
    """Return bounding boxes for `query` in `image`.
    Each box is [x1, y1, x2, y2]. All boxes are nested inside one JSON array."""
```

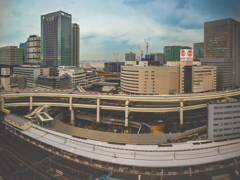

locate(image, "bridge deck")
[[45, 120, 166, 145]]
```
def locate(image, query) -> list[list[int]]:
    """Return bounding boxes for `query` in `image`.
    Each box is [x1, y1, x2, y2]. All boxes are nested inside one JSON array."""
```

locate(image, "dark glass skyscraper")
[[41, 11, 72, 67], [193, 42, 204, 60], [71, 23, 80, 67], [201, 18, 240, 89]]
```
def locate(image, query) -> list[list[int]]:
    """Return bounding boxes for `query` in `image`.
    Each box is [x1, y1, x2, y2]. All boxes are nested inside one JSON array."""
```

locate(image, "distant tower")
[[72, 23, 80, 67], [19, 42, 27, 62], [41, 10, 72, 67]]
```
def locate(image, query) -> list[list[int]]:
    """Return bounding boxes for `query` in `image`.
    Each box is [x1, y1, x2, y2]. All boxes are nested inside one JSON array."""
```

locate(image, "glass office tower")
[[41, 11, 72, 67], [164, 46, 191, 64]]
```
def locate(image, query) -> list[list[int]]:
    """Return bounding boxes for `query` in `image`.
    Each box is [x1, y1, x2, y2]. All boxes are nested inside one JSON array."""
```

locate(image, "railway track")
[[0, 135, 106, 179]]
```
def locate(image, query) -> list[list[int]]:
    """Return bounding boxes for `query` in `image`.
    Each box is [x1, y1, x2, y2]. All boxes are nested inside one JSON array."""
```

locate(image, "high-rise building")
[[164, 46, 191, 63], [72, 23, 79, 67], [201, 18, 240, 89], [0, 46, 23, 65], [19, 42, 27, 62], [193, 42, 204, 60], [27, 35, 41, 65], [154, 53, 164, 65], [125, 52, 136, 61], [41, 11, 72, 67]]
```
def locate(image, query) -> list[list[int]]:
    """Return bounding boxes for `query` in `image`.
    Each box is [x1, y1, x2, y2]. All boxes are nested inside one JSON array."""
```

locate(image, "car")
[[15, 90, 20, 93], [157, 120, 163, 123]]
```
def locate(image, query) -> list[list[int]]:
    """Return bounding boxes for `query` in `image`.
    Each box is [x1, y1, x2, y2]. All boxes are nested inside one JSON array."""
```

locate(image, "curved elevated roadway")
[[5, 122, 240, 168]]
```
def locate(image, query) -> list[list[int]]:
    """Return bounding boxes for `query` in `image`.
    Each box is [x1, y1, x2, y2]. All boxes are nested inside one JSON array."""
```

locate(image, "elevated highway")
[[4, 122, 240, 171], [1, 89, 240, 126]]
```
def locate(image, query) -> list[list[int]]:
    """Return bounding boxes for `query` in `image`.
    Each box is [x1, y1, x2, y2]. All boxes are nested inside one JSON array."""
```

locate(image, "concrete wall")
[[208, 101, 240, 139]]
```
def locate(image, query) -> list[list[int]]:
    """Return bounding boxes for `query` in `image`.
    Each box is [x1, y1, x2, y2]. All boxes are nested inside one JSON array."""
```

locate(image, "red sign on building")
[[180, 49, 193, 61]]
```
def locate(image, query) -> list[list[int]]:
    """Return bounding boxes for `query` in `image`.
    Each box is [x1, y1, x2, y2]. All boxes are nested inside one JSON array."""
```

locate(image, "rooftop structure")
[[4, 114, 31, 130]]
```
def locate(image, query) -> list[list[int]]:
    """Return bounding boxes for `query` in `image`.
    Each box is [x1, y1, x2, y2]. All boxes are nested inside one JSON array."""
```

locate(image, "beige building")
[[121, 61, 216, 95], [4, 114, 31, 130]]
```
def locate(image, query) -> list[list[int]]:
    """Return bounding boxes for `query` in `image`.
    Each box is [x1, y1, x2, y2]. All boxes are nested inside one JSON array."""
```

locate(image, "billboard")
[[180, 49, 193, 61], [1, 68, 10, 76]]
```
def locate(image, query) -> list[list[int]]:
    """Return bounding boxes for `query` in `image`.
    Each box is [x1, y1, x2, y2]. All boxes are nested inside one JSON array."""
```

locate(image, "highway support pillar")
[[1, 97, 4, 110], [96, 98, 100, 122], [0, 97, 10, 114], [125, 100, 130, 129], [70, 109, 74, 125], [29, 96, 33, 113], [180, 101, 183, 125], [69, 97, 74, 125], [69, 97, 72, 110]]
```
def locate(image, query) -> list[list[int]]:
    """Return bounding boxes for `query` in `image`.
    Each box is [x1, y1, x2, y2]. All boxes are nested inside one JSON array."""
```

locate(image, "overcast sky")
[[0, 0, 239, 61]]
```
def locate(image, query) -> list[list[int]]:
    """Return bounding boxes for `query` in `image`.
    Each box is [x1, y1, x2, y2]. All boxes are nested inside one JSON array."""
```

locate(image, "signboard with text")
[[180, 49, 193, 61], [1, 68, 10, 76]]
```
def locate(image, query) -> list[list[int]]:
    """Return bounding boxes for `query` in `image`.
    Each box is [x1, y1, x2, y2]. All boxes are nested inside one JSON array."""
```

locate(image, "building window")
[[151, 71, 155, 73]]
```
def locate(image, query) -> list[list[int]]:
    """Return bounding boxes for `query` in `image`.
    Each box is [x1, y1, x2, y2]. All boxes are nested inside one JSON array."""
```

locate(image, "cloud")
[[12, 11, 22, 18], [121, 39, 129, 45], [0, 0, 239, 61]]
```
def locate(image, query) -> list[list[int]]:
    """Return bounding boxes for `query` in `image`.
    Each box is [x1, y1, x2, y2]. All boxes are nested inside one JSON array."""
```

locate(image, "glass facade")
[[164, 46, 191, 64], [0, 46, 23, 65], [41, 11, 72, 67], [19, 41, 27, 62], [193, 42, 204, 60]]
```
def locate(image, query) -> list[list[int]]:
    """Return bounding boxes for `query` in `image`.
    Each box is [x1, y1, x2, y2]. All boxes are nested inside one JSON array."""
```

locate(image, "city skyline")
[[0, 0, 240, 61]]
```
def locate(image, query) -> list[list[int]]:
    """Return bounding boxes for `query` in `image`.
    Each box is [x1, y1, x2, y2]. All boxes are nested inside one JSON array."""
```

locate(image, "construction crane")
[[138, 46, 143, 59], [113, 52, 119, 72], [144, 39, 149, 55]]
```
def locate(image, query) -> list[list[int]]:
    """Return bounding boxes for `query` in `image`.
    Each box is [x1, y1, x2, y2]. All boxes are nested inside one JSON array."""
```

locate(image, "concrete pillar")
[[180, 101, 183, 125], [1, 97, 4, 110], [96, 98, 100, 122], [69, 97, 72, 110], [30, 96, 33, 111], [70, 109, 74, 125], [125, 100, 129, 127]]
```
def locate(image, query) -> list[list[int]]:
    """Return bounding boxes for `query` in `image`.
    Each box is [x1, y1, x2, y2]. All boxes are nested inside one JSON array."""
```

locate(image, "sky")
[[0, 0, 240, 61]]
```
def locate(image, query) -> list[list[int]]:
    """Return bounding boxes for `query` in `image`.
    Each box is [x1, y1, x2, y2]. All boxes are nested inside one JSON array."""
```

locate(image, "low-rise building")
[[58, 66, 86, 88], [104, 62, 124, 72], [37, 75, 71, 89], [10, 75, 27, 90], [121, 61, 216, 95], [208, 99, 240, 140], [13, 65, 49, 84], [4, 114, 31, 130]]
